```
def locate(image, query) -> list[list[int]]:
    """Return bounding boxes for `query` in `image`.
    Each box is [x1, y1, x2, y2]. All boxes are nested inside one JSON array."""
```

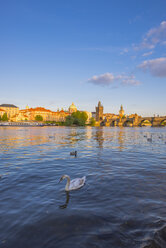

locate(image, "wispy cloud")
[[121, 75, 141, 86], [87, 73, 141, 87], [138, 57, 166, 77], [142, 51, 153, 57], [120, 48, 129, 55], [88, 73, 115, 86], [134, 21, 166, 50]]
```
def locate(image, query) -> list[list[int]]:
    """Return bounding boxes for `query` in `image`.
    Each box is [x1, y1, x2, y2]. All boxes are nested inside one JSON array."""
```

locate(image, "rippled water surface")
[[0, 126, 166, 248]]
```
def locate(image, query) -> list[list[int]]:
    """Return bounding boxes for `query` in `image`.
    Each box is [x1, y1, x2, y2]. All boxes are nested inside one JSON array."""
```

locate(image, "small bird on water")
[[147, 136, 152, 142], [59, 174, 86, 191], [70, 151, 77, 157]]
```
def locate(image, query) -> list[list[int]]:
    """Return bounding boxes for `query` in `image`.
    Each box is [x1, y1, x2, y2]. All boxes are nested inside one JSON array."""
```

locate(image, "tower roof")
[[98, 101, 103, 107], [120, 104, 124, 110]]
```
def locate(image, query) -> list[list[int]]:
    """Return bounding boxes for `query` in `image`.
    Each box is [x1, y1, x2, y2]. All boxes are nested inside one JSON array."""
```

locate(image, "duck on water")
[[59, 175, 86, 191], [70, 151, 77, 157]]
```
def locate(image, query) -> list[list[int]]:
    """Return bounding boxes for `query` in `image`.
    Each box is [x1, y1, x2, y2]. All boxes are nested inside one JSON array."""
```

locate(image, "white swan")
[[59, 175, 86, 191]]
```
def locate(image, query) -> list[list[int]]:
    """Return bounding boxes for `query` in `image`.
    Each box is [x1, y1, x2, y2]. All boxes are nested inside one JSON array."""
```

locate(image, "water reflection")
[[59, 192, 70, 209], [65, 128, 86, 145], [0, 127, 68, 153], [85, 126, 92, 140], [94, 128, 104, 148], [0, 128, 51, 153], [117, 128, 125, 151]]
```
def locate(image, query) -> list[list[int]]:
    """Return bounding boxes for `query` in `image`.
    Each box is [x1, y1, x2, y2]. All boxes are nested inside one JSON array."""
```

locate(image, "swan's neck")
[[64, 175, 71, 191]]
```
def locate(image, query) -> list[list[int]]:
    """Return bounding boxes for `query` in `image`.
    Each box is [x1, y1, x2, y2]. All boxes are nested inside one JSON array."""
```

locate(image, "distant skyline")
[[0, 0, 166, 116]]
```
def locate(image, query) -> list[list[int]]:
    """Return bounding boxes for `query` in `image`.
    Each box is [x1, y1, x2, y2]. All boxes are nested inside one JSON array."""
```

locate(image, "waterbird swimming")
[[147, 135, 152, 142], [70, 151, 77, 157], [59, 175, 86, 191]]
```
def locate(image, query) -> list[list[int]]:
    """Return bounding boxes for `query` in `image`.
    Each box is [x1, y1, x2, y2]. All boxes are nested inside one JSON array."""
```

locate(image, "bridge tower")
[[96, 101, 103, 121], [119, 104, 124, 118]]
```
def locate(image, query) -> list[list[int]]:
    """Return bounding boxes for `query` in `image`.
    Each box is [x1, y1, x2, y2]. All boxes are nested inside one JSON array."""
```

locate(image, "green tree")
[[89, 117, 96, 126], [2, 113, 8, 121], [65, 111, 88, 126], [35, 115, 43, 121], [65, 115, 75, 126], [0, 115, 1, 121]]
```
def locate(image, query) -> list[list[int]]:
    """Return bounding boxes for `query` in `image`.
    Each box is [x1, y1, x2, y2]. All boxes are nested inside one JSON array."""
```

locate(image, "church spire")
[[119, 104, 124, 117]]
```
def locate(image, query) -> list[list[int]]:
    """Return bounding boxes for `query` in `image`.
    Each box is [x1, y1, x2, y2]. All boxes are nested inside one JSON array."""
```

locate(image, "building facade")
[[0, 108, 5, 118], [11, 107, 69, 122], [0, 104, 19, 119], [84, 111, 92, 124]]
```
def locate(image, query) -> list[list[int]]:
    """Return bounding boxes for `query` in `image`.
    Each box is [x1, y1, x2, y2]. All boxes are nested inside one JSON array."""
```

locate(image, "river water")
[[0, 126, 166, 248]]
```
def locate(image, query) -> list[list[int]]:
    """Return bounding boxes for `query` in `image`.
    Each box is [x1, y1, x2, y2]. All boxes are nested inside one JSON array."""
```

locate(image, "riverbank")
[[0, 119, 166, 128], [0, 122, 45, 127]]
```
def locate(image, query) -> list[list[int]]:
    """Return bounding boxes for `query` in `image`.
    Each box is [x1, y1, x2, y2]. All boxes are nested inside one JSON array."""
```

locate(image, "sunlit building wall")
[[11, 107, 70, 122], [0, 108, 5, 118], [0, 104, 19, 119]]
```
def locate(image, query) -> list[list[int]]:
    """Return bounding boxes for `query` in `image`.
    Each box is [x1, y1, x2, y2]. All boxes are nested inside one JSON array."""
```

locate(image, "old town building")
[[11, 107, 69, 122], [0, 108, 5, 118], [0, 104, 19, 118], [103, 113, 119, 121]]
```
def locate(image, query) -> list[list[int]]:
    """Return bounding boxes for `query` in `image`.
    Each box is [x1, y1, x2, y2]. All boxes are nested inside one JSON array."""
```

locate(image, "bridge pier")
[[152, 121, 161, 127]]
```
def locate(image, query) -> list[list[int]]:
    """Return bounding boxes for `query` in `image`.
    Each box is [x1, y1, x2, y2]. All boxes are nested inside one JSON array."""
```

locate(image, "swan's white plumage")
[[59, 175, 86, 191]]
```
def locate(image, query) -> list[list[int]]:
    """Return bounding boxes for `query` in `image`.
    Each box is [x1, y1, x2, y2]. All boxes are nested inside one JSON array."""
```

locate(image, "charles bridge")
[[95, 101, 166, 127], [101, 116, 166, 127]]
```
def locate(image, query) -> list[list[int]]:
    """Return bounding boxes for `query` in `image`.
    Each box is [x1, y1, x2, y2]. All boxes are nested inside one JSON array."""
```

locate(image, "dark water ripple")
[[0, 127, 166, 248]]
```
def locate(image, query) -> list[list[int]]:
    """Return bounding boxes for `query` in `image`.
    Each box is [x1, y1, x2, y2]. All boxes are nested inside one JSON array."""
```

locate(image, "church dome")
[[69, 102, 77, 113]]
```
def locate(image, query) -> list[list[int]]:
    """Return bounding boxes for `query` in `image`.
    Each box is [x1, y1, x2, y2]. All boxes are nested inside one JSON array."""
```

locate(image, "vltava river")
[[0, 126, 166, 248]]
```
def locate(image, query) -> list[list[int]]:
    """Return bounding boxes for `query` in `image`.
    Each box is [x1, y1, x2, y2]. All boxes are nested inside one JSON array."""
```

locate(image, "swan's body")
[[59, 175, 86, 191]]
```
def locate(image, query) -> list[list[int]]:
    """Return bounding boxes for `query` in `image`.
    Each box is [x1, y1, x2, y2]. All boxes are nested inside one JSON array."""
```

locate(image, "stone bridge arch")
[[123, 120, 133, 127], [160, 119, 166, 126], [140, 119, 152, 127]]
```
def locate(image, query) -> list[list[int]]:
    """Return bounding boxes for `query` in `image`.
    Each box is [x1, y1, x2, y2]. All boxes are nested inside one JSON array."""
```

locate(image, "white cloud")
[[142, 51, 153, 57], [138, 57, 166, 77], [87, 73, 115, 86], [88, 73, 141, 87], [135, 21, 166, 50], [121, 75, 141, 86]]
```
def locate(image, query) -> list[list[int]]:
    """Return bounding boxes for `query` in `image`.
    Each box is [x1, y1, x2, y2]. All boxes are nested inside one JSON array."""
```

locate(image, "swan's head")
[[59, 175, 69, 183]]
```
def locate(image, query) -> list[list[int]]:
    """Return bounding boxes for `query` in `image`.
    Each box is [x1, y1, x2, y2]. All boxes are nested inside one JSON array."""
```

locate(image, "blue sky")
[[0, 0, 166, 116]]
